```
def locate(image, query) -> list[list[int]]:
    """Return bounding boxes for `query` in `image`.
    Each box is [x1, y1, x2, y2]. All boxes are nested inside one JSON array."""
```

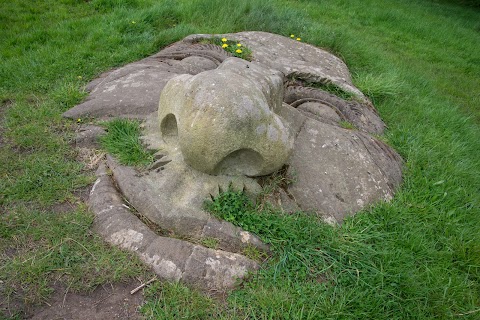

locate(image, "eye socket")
[[160, 113, 178, 144]]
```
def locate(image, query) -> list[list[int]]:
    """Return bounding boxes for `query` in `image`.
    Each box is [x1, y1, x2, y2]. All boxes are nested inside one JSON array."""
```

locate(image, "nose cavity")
[[161, 113, 178, 144], [213, 148, 264, 176]]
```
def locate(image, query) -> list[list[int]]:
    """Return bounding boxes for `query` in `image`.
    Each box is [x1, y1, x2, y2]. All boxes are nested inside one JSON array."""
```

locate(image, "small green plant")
[[203, 37, 253, 61], [200, 237, 219, 249], [242, 244, 267, 262], [339, 120, 357, 130], [259, 165, 295, 195], [354, 72, 404, 104], [140, 281, 220, 318], [99, 118, 155, 166], [204, 189, 253, 225], [204, 189, 335, 282]]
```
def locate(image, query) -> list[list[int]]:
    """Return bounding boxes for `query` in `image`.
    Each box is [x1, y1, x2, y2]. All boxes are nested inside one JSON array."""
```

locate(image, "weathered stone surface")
[[90, 163, 258, 290], [185, 31, 367, 101], [63, 44, 228, 120], [284, 86, 385, 134], [64, 62, 180, 119], [158, 57, 293, 176], [285, 116, 402, 222]]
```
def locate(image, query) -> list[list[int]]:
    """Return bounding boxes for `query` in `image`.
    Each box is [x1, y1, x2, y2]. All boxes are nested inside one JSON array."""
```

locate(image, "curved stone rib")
[[90, 162, 258, 290], [153, 43, 232, 65], [106, 155, 268, 253], [284, 86, 385, 134]]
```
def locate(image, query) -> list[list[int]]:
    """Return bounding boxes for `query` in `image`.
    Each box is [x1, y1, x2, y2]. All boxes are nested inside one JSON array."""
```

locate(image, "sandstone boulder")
[[158, 58, 293, 176]]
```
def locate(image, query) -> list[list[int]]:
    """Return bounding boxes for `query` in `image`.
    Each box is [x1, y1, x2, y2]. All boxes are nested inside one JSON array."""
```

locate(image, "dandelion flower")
[[221, 37, 227, 42], [296, 37, 301, 41], [77, 118, 82, 123], [236, 49, 242, 54], [222, 43, 228, 48], [290, 34, 295, 38], [237, 43, 242, 47]]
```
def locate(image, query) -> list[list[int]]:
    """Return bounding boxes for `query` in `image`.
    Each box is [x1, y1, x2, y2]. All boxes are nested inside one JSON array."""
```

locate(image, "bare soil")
[[1, 280, 145, 320]]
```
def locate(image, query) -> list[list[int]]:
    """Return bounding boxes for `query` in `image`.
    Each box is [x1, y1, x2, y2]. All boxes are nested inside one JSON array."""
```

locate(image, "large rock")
[[158, 58, 293, 176], [64, 31, 403, 291]]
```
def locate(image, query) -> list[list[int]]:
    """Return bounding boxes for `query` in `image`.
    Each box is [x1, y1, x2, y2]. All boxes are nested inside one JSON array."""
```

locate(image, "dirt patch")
[[48, 185, 91, 214], [3, 280, 146, 319]]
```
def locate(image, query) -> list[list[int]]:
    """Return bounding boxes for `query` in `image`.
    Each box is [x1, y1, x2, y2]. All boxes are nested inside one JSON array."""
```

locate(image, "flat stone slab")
[[66, 31, 403, 291]]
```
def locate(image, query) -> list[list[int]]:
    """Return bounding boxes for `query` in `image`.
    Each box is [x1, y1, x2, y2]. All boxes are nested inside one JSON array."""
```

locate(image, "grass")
[[0, 204, 150, 313], [0, 0, 479, 319], [99, 118, 155, 166]]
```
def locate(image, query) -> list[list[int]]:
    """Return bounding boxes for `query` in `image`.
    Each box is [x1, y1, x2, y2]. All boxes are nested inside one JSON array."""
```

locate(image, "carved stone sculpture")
[[158, 58, 293, 176], [64, 31, 403, 290]]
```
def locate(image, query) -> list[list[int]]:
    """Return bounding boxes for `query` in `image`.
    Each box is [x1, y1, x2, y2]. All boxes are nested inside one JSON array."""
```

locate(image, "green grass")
[[99, 118, 155, 166], [0, 204, 150, 309], [0, 0, 479, 319]]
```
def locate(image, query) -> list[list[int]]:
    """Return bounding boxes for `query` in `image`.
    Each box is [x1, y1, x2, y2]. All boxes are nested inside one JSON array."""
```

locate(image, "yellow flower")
[[221, 37, 227, 42], [237, 43, 242, 47], [222, 43, 228, 48], [77, 76, 82, 80], [236, 49, 242, 54], [296, 37, 301, 41], [77, 118, 82, 123], [290, 34, 295, 38], [131, 20, 136, 24]]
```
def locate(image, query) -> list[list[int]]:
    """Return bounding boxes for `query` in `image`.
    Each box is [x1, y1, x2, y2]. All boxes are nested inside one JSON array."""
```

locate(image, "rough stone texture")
[[63, 44, 229, 120], [158, 57, 293, 176], [89, 163, 258, 290], [285, 115, 402, 222]]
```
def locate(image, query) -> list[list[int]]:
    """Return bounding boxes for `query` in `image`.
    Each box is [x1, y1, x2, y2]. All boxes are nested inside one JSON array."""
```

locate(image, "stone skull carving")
[[64, 31, 403, 291], [158, 58, 293, 176]]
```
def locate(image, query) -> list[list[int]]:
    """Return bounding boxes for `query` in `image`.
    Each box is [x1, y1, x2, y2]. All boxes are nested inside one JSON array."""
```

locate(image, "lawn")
[[1, 0, 479, 319]]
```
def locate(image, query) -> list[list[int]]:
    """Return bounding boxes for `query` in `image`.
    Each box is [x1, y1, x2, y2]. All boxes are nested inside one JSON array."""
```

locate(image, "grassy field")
[[1, 0, 479, 319]]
